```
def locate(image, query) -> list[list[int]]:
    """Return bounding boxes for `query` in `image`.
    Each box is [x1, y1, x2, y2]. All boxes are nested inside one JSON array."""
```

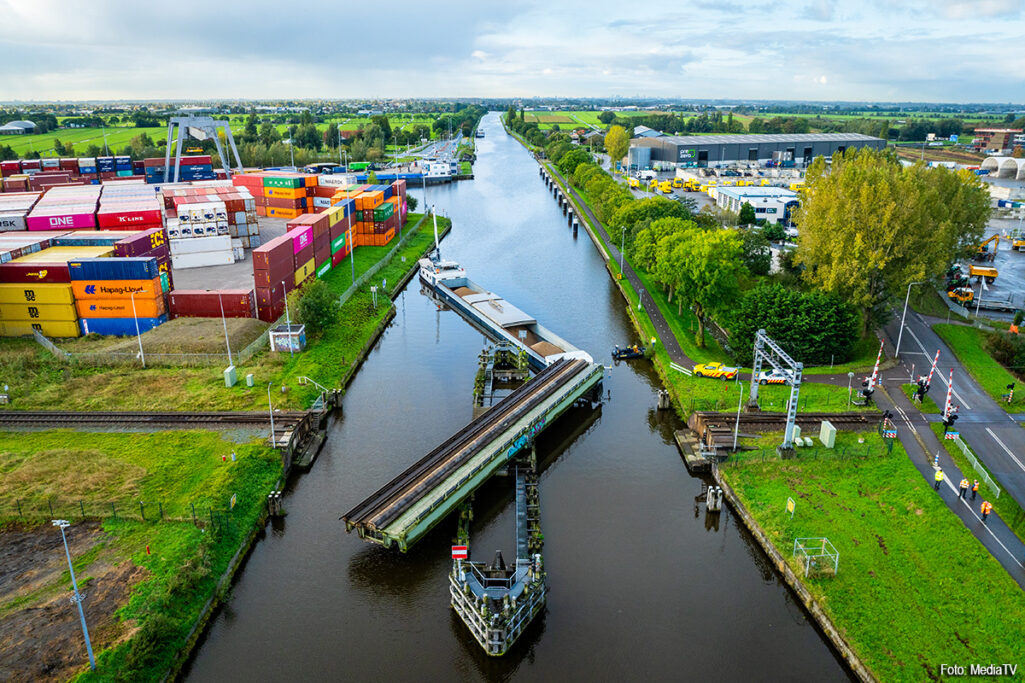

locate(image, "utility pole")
[[130, 291, 145, 368], [266, 382, 276, 446], [281, 279, 293, 357], [218, 293, 233, 366]]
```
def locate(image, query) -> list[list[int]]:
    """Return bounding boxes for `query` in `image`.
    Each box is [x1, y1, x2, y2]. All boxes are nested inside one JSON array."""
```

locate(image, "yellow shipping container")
[[0, 302, 78, 322], [13, 246, 113, 264], [0, 283, 74, 305], [294, 258, 316, 286], [0, 320, 81, 338]]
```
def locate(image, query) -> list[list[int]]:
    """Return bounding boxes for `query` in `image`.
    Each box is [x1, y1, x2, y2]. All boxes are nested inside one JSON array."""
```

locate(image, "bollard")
[[80, 500, 85, 517], [192, 503, 197, 526], [140, 501, 145, 521]]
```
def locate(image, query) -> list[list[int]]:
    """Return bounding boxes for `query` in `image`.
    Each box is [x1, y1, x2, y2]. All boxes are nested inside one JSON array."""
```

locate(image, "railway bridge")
[[342, 356, 603, 551]]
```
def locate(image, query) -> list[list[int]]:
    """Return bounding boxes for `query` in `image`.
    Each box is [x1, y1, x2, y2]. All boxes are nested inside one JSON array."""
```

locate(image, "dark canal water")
[[184, 112, 850, 682]]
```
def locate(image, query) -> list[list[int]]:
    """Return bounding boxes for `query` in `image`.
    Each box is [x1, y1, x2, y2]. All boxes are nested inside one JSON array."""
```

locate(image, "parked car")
[[693, 362, 739, 381], [757, 368, 789, 385]]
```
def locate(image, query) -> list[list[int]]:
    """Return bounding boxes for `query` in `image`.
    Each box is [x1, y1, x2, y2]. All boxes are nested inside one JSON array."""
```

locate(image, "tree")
[[763, 223, 786, 242], [674, 229, 744, 346], [738, 201, 756, 225], [598, 111, 615, 125], [406, 195, 418, 212], [506, 106, 516, 125], [367, 170, 379, 184], [259, 121, 281, 146], [729, 283, 861, 365], [557, 148, 591, 176], [794, 148, 990, 331], [242, 113, 259, 144], [293, 279, 340, 334], [1013, 145, 1024, 159], [739, 228, 771, 275], [370, 114, 392, 140], [604, 125, 629, 167]]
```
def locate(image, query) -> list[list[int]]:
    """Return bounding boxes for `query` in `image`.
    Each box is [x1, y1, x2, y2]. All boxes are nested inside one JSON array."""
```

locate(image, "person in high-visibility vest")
[[981, 500, 993, 523], [971, 480, 979, 501], [934, 468, 944, 491], [959, 478, 969, 499]]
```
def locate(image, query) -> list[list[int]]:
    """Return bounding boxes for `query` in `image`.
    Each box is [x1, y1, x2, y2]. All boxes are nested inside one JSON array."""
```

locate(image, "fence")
[[722, 443, 887, 468], [952, 435, 1001, 499], [3, 497, 237, 532]]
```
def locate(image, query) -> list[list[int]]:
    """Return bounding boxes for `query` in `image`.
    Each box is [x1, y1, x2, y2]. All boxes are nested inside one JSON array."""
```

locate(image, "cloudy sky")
[[1, 0, 1023, 102]]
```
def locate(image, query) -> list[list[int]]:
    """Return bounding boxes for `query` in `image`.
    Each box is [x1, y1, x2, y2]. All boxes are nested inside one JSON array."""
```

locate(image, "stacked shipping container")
[[71, 257, 168, 336]]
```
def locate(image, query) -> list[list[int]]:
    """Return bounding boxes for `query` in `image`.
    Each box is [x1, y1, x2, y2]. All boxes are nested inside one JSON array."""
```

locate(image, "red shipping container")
[[252, 234, 293, 271], [315, 244, 329, 267], [255, 282, 286, 307], [97, 207, 163, 229], [293, 244, 313, 270], [0, 262, 71, 284], [331, 246, 352, 267], [256, 298, 285, 323], [266, 196, 305, 209], [313, 232, 329, 251], [169, 289, 256, 318], [114, 228, 169, 258], [254, 261, 294, 289]]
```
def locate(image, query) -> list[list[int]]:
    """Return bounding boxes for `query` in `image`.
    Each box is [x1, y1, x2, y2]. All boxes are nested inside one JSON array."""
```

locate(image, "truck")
[[628, 177, 640, 189], [659, 180, 673, 194], [969, 264, 998, 284], [948, 287, 1017, 312], [638, 170, 657, 180], [672, 178, 683, 188]]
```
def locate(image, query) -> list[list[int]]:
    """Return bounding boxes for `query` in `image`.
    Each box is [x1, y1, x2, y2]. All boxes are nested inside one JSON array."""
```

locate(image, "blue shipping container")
[[79, 315, 167, 337], [79, 166, 97, 174], [68, 257, 160, 281]]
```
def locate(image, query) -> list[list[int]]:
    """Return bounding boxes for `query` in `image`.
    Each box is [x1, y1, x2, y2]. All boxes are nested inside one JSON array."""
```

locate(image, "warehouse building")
[[0, 120, 36, 135], [629, 133, 885, 168], [716, 186, 799, 225]]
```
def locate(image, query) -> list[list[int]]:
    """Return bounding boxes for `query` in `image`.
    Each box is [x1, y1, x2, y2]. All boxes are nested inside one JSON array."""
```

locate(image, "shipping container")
[[330, 233, 347, 254], [293, 243, 314, 271], [68, 257, 159, 281], [316, 259, 331, 279], [171, 250, 235, 269], [169, 234, 231, 255], [0, 283, 74, 304], [169, 289, 256, 318], [75, 296, 165, 319], [1, 319, 80, 338], [294, 258, 315, 286], [0, 302, 78, 321], [72, 277, 163, 300], [114, 228, 169, 258], [79, 315, 167, 337]]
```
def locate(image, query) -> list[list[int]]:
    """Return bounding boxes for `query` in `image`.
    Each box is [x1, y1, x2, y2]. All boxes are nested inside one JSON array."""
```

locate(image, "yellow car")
[[693, 362, 739, 380]]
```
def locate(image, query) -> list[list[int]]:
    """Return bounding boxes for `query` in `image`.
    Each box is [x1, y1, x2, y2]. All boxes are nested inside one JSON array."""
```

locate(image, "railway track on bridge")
[[343, 358, 589, 536], [0, 410, 308, 428], [689, 411, 883, 447]]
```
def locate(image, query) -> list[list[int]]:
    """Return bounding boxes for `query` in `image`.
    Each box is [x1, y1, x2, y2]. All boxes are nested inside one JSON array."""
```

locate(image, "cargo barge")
[[418, 215, 588, 371]]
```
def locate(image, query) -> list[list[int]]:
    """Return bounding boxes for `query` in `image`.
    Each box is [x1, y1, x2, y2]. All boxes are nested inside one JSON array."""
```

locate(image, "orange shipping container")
[[264, 187, 306, 200], [267, 207, 301, 219], [75, 296, 165, 319], [72, 278, 163, 300]]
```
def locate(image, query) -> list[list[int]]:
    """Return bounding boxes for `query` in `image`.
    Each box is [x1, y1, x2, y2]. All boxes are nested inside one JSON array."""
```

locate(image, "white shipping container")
[[316, 174, 357, 188], [232, 247, 245, 261], [231, 238, 243, 249], [169, 234, 232, 255], [171, 250, 235, 269], [312, 197, 331, 208], [0, 212, 28, 232]]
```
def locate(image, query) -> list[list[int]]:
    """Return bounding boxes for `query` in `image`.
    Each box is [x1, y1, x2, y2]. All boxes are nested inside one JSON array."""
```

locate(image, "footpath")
[[542, 159, 1025, 587]]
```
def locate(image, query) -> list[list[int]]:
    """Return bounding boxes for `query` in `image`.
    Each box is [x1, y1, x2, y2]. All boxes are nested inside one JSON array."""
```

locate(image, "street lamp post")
[[266, 382, 276, 446], [620, 229, 626, 273], [52, 520, 95, 671], [281, 279, 293, 358], [733, 380, 744, 451], [130, 291, 145, 368], [895, 281, 924, 359]]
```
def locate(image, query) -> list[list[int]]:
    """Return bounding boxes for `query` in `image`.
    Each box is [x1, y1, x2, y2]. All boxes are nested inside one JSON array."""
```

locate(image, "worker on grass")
[[981, 500, 993, 524], [959, 478, 969, 499], [934, 468, 944, 491], [971, 480, 979, 501]]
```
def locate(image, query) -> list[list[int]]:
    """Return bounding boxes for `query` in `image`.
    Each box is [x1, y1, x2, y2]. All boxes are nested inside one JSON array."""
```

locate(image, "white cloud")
[[0, 0, 1021, 101]]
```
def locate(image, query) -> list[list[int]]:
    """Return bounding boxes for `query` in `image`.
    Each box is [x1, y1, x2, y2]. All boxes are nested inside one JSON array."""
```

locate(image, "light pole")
[[281, 279, 293, 358], [266, 382, 276, 446], [894, 281, 924, 359], [732, 380, 744, 451], [130, 291, 145, 368], [847, 371, 855, 407], [52, 520, 95, 671], [619, 229, 626, 273], [218, 293, 233, 366]]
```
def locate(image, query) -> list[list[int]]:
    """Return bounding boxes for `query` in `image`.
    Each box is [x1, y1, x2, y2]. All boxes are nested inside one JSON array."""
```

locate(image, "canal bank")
[[183, 112, 852, 682]]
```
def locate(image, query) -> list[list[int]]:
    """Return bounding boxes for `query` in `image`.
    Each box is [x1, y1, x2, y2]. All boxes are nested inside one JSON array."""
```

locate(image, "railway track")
[[0, 410, 308, 428], [689, 410, 883, 446], [343, 358, 588, 533]]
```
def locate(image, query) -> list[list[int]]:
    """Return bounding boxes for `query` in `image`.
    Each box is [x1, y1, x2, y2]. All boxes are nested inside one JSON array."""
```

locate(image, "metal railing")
[[3, 497, 237, 531], [723, 443, 885, 467], [953, 435, 1001, 498]]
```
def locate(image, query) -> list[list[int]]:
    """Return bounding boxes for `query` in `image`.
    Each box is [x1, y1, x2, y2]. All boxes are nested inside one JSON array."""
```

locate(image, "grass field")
[[0, 215, 440, 412], [0, 429, 281, 682], [0, 126, 171, 157], [723, 431, 1025, 683], [934, 323, 1024, 411], [908, 286, 967, 321]]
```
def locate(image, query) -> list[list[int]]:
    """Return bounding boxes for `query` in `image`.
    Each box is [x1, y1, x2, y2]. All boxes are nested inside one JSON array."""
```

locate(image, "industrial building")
[[0, 120, 36, 135], [627, 133, 885, 169], [971, 128, 1023, 153], [715, 186, 799, 225]]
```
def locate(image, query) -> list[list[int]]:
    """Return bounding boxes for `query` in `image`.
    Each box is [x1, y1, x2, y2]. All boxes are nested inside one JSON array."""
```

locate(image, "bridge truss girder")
[[748, 329, 803, 450]]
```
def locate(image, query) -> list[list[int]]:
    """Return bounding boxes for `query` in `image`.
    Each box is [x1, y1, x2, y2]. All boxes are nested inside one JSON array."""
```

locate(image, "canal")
[[184, 112, 851, 681]]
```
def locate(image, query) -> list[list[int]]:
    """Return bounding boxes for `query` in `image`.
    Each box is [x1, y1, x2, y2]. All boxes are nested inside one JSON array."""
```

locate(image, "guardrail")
[[669, 361, 692, 376], [953, 435, 1001, 498]]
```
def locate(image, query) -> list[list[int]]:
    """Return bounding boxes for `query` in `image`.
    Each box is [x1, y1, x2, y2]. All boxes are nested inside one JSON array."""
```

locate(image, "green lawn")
[[930, 423, 1025, 544], [0, 430, 281, 682], [908, 286, 968, 321], [724, 431, 1025, 683], [1, 126, 173, 157], [0, 215, 438, 412], [901, 383, 941, 413], [934, 323, 1023, 411]]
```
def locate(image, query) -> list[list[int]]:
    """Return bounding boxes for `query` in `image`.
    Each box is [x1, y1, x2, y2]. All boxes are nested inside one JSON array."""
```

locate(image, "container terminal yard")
[[3, 2, 1025, 680]]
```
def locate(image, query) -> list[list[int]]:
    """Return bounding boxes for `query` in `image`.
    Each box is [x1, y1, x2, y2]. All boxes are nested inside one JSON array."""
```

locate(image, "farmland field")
[[0, 126, 171, 157]]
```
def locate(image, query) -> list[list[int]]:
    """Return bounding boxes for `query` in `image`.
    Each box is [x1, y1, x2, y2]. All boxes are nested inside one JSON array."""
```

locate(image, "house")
[[633, 125, 663, 139], [0, 120, 36, 135]]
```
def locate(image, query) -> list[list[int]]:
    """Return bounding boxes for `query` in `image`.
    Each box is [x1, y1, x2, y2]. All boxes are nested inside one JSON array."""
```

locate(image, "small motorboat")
[[612, 344, 645, 360]]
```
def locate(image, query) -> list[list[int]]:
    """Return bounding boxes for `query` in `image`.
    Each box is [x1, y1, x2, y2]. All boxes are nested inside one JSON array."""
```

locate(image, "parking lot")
[[171, 216, 290, 291]]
